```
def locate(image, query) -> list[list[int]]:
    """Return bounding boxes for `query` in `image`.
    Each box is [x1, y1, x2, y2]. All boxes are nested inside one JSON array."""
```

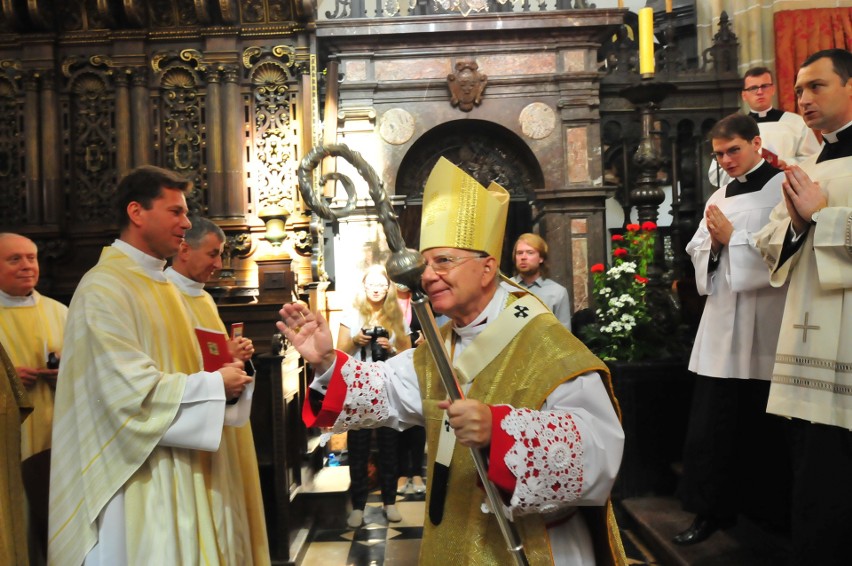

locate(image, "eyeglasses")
[[424, 253, 487, 275], [711, 145, 743, 161], [742, 83, 773, 93], [365, 283, 389, 291]]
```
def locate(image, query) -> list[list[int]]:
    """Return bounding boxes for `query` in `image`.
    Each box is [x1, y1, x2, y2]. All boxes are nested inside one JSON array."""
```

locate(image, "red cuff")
[[487, 404, 517, 494], [302, 350, 349, 428]]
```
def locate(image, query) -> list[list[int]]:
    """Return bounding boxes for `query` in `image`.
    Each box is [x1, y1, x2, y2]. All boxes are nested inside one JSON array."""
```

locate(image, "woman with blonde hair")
[[337, 265, 411, 528]]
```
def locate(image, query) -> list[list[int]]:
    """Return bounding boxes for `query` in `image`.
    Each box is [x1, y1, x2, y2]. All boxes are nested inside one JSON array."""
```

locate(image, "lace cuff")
[[500, 408, 584, 516], [323, 356, 391, 440]]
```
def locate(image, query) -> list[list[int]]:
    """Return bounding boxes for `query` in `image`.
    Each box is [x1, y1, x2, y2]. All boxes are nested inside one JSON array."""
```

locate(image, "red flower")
[[641, 221, 658, 231], [626, 223, 640, 232], [611, 234, 624, 242], [634, 275, 648, 284], [613, 247, 628, 258], [591, 263, 605, 273]]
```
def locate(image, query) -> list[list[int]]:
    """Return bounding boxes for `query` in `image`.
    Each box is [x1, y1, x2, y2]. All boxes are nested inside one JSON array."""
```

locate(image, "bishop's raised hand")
[[277, 302, 336, 373]]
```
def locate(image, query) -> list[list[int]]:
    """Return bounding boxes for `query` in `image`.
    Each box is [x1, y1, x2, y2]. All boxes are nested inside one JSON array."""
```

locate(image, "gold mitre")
[[419, 157, 509, 259]]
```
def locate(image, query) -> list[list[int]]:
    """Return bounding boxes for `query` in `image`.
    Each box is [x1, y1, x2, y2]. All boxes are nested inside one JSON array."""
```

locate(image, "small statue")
[[447, 60, 487, 112]]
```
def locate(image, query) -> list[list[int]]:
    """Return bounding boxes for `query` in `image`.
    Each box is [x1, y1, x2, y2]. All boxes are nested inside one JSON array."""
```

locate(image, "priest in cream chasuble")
[[753, 49, 852, 566], [48, 166, 253, 566]]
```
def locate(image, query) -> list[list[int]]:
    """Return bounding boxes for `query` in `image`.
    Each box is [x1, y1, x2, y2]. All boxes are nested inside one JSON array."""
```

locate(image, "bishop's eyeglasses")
[[424, 253, 487, 275]]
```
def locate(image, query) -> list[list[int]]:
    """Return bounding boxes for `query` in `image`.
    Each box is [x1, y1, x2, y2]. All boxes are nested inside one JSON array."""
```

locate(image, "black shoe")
[[672, 516, 723, 546]]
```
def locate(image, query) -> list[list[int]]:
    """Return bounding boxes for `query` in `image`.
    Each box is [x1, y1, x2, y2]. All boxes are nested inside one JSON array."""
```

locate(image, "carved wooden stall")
[[0, 2, 319, 563]]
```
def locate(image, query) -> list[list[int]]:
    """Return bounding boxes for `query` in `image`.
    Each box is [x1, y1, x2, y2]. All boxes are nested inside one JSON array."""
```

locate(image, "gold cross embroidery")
[[793, 312, 820, 343]]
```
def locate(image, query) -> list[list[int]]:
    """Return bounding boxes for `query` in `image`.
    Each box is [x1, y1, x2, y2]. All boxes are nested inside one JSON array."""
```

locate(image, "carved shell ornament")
[[447, 60, 487, 112]]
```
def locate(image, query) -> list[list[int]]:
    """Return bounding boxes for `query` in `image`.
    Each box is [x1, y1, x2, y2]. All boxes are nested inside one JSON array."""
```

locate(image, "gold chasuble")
[[414, 291, 625, 566], [0, 291, 67, 459], [756, 154, 852, 428], [1, 343, 31, 566], [179, 291, 270, 565], [49, 247, 243, 565]]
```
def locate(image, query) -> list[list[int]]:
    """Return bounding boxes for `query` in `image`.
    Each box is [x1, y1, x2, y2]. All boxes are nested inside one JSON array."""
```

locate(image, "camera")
[[47, 352, 60, 370], [362, 326, 390, 361]]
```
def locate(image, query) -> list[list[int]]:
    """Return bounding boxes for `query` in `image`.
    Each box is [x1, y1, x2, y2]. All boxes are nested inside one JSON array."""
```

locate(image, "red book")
[[194, 327, 232, 372], [761, 147, 780, 168]]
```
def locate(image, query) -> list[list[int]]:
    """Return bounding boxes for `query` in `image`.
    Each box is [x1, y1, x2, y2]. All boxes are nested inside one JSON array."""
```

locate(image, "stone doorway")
[[394, 119, 541, 272]]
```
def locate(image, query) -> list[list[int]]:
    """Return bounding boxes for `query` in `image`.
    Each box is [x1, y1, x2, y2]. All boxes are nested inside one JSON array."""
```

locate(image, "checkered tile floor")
[[300, 488, 426, 566], [299, 485, 658, 565]]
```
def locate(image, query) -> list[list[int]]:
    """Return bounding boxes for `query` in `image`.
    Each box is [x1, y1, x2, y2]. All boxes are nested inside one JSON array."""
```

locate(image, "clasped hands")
[[277, 301, 492, 448], [782, 165, 827, 234], [705, 204, 733, 255]]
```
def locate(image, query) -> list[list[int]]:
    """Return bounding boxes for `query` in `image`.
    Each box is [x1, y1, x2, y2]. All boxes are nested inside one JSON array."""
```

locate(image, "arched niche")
[[393, 118, 544, 273]]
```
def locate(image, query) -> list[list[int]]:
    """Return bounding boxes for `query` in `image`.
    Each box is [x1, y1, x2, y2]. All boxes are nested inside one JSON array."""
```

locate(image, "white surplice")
[[688, 163, 788, 379]]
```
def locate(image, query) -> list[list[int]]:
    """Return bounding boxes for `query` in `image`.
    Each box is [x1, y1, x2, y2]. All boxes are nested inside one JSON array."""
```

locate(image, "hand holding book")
[[195, 327, 252, 403]]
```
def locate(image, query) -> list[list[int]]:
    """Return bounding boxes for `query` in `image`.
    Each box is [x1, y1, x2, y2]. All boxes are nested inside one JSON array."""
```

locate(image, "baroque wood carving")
[[244, 45, 301, 216], [0, 62, 22, 226]]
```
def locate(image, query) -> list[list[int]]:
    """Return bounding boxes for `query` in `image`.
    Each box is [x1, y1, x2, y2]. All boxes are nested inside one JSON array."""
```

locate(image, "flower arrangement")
[[581, 221, 663, 361]]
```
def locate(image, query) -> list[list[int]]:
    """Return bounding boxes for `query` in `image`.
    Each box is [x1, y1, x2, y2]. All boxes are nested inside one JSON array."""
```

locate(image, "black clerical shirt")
[[709, 160, 782, 271], [749, 108, 786, 123], [725, 160, 782, 198], [778, 123, 852, 266], [816, 125, 852, 163]]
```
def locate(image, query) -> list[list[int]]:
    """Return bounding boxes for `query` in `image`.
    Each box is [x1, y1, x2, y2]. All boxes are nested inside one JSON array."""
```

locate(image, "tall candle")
[[666, 0, 672, 13], [638, 7, 655, 76], [618, 0, 624, 8]]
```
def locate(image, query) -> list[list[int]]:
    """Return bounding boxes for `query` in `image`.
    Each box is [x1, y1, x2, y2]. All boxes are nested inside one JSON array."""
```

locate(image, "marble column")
[[205, 66, 225, 217], [114, 68, 131, 177], [221, 64, 244, 219]]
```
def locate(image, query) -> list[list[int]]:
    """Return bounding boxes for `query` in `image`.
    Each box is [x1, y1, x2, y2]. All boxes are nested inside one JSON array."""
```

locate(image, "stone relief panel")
[[379, 108, 415, 146], [447, 60, 486, 112], [519, 102, 555, 140]]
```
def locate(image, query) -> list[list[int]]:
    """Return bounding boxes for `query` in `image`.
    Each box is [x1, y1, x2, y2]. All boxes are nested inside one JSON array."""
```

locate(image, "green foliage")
[[582, 222, 669, 361]]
